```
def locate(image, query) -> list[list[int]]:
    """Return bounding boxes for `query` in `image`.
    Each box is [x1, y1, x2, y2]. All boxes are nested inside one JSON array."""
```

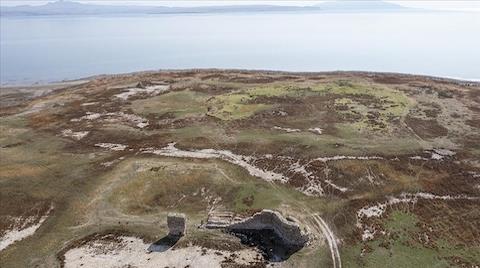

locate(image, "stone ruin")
[[226, 209, 309, 247], [136, 80, 169, 89], [167, 213, 186, 236], [136, 80, 153, 89], [162, 210, 308, 261], [206, 209, 309, 247]]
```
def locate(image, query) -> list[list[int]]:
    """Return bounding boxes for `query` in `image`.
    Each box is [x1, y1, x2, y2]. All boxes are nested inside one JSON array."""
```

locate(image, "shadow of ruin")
[[228, 228, 304, 262], [148, 234, 182, 252]]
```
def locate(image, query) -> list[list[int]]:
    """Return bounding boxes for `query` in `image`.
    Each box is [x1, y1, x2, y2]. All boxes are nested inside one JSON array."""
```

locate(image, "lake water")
[[1, 12, 479, 84]]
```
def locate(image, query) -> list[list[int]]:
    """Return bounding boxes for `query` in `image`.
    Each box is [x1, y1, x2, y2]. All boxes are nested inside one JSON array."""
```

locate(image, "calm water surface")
[[1, 12, 479, 84]]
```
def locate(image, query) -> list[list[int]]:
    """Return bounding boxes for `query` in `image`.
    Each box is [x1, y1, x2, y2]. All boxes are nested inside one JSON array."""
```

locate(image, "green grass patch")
[[235, 128, 422, 156], [206, 85, 313, 120], [343, 209, 480, 268], [436, 240, 480, 266], [313, 81, 413, 133], [232, 182, 282, 212], [385, 210, 419, 234], [342, 210, 450, 268], [130, 90, 208, 118], [108, 158, 290, 216], [207, 92, 272, 120]]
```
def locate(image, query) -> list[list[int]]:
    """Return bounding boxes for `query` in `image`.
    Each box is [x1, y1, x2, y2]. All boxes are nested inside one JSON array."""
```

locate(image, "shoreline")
[[1, 69, 479, 89]]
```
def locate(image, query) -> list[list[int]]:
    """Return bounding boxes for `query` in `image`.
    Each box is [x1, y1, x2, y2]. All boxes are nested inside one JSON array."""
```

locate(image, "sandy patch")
[[64, 236, 263, 268]]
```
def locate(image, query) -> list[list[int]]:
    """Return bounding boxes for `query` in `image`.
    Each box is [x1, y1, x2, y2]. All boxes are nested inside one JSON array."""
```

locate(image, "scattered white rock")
[[71, 112, 102, 122], [409, 156, 429, 161], [324, 179, 348, 193], [63, 236, 262, 268], [114, 85, 169, 100], [288, 161, 314, 179], [136, 122, 149, 128], [287, 161, 327, 196], [315, 155, 383, 162], [71, 111, 149, 128], [431, 149, 456, 160], [468, 171, 480, 179], [273, 126, 301, 133], [101, 156, 125, 167], [308, 127, 323, 135], [430, 153, 443, 160], [80, 102, 98, 106], [433, 149, 455, 156], [95, 143, 127, 151], [61, 129, 89, 140], [105, 112, 149, 128], [361, 229, 375, 241], [142, 143, 354, 197], [288, 161, 348, 196], [300, 182, 325, 197], [273, 110, 288, 116], [357, 203, 387, 220], [0, 207, 52, 252], [142, 143, 288, 183], [410, 149, 456, 161], [101, 160, 116, 167], [356, 192, 478, 241]]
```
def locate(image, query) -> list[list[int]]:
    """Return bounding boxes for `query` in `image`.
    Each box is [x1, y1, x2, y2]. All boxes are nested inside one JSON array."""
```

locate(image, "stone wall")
[[167, 213, 186, 236], [226, 209, 309, 246]]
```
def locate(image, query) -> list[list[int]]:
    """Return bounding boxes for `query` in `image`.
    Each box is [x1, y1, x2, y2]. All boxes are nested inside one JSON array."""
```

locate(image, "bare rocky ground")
[[0, 70, 479, 268]]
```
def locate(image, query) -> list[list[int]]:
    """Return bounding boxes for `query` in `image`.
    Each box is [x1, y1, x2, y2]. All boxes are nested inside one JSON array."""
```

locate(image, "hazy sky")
[[1, 0, 480, 11]]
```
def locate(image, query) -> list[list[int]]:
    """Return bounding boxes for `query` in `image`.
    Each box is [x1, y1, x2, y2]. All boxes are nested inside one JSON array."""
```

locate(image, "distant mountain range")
[[0, 0, 416, 17]]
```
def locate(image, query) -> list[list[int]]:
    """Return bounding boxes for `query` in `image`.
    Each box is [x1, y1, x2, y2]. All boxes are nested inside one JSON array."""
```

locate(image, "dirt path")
[[310, 214, 342, 268]]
